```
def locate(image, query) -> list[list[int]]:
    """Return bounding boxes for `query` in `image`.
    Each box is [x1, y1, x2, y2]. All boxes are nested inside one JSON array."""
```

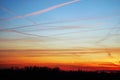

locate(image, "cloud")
[[0, 29, 54, 39], [20, 0, 80, 17], [0, 0, 79, 38], [0, 6, 43, 38], [0, 49, 109, 57], [0, 14, 119, 32], [98, 62, 120, 67], [0, 0, 79, 21], [0, 6, 37, 24]]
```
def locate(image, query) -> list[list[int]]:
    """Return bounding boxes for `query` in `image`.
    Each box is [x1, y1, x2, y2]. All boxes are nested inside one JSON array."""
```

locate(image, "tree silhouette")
[[0, 66, 120, 80]]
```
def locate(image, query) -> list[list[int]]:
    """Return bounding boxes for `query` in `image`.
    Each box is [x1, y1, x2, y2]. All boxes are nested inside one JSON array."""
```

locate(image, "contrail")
[[0, 0, 80, 21], [24, 0, 80, 17], [49, 27, 116, 36], [0, 13, 119, 31], [0, 0, 79, 38], [4, 29, 49, 38], [0, 7, 46, 38], [94, 41, 113, 58], [0, 6, 54, 39], [96, 22, 120, 43], [94, 23, 120, 58], [0, 6, 37, 24], [0, 24, 92, 32]]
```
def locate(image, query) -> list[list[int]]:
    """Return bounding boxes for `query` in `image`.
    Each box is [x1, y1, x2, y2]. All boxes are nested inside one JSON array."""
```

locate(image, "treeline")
[[0, 66, 120, 80]]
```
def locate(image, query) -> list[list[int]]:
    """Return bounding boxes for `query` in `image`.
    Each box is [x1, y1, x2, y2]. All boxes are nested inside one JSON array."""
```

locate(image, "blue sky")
[[0, 0, 120, 49], [0, 0, 120, 70]]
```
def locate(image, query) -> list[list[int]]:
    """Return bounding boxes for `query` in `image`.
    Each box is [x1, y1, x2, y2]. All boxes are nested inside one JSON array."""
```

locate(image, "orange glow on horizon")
[[0, 0, 120, 72], [0, 48, 120, 71]]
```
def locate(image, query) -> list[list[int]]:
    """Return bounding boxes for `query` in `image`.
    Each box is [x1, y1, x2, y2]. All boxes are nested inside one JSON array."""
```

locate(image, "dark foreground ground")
[[0, 66, 120, 80]]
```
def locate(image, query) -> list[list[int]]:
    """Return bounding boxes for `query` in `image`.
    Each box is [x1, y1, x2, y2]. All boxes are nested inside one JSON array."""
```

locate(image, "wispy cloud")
[[0, 14, 119, 31], [0, 0, 80, 21], [0, 6, 37, 24], [24, 0, 80, 17], [96, 22, 120, 43], [0, 6, 46, 38], [0, 0, 79, 38], [1, 48, 118, 57], [1, 29, 55, 40], [98, 62, 120, 67]]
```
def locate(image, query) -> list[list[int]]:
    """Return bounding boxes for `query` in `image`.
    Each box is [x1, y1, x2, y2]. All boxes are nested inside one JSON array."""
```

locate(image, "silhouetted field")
[[0, 66, 120, 80]]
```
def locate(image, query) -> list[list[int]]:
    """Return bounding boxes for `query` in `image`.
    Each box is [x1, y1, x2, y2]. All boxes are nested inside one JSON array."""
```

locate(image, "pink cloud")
[[23, 0, 80, 17], [0, 0, 79, 21]]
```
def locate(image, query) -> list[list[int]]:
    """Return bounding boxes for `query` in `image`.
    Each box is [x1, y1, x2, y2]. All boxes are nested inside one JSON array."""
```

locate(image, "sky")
[[0, 0, 120, 70]]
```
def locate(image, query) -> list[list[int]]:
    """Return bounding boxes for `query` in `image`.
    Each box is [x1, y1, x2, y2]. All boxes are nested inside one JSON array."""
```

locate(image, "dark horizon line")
[[0, 66, 120, 80], [0, 66, 120, 72]]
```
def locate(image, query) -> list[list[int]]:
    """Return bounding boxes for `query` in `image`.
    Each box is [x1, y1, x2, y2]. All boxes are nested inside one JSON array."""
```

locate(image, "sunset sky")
[[0, 0, 120, 70]]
